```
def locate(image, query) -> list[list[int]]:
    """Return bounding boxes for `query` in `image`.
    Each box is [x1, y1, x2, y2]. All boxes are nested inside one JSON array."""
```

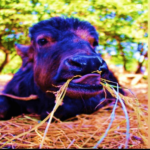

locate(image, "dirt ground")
[[0, 74, 13, 92]]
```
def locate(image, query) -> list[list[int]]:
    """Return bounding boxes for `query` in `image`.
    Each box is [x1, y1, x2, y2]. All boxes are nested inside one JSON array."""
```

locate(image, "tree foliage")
[[0, 0, 148, 74]]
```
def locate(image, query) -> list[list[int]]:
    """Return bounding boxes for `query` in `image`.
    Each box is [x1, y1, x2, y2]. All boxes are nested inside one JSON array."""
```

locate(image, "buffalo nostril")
[[65, 56, 88, 72], [67, 58, 83, 68], [99, 64, 108, 72], [98, 60, 109, 77]]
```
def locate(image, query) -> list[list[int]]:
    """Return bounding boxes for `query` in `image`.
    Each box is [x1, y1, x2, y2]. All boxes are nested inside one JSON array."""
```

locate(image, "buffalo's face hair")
[[0, 17, 124, 120]]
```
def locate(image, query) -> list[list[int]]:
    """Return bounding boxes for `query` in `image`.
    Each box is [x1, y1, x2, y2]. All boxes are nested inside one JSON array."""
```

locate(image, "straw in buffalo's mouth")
[[65, 73, 102, 99]]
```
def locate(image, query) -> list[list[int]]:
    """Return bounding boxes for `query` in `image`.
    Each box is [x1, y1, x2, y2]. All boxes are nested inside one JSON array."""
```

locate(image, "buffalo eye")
[[93, 41, 98, 47], [37, 38, 48, 46]]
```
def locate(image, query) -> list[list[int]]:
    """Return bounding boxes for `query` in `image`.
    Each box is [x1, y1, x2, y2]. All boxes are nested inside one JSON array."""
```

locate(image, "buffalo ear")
[[15, 43, 34, 60]]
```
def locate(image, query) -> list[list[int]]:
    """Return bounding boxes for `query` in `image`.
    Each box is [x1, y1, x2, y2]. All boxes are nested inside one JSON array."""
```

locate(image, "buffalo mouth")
[[61, 73, 103, 99]]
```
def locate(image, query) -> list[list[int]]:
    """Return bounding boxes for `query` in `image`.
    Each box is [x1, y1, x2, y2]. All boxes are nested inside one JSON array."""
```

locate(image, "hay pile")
[[0, 74, 148, 149]]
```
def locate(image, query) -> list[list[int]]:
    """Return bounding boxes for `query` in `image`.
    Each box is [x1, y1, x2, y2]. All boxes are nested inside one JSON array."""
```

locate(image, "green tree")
[[0, 0, 148, 73]]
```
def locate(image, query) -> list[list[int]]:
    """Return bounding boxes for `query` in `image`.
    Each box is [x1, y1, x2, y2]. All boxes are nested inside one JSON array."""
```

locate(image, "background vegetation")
[[0, 0, 148, 76]]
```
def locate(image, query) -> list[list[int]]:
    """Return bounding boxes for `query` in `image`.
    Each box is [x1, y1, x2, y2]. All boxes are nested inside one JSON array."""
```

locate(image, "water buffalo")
[[0, 17, 124, 120]]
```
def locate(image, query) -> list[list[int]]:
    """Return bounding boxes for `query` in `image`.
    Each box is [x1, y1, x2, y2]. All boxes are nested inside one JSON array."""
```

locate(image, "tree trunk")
[[135, 61, 144, 73], [0, 52, 9, 72], [135, 54, 147, 74], [119, 43, 127, 71], [135, 45, 148, 73]]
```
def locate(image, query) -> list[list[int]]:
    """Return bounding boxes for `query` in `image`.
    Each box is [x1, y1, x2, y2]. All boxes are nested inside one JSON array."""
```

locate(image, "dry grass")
[[0, 72, 148, 149]]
